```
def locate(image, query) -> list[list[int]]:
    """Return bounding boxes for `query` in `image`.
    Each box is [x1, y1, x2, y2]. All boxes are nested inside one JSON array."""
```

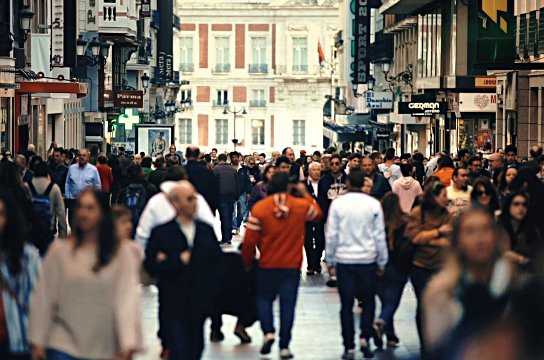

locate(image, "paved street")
[[136, 236, 421, 360]]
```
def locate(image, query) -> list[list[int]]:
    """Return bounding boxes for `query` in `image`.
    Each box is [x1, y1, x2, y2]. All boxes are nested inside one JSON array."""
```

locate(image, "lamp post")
[[223, 106, 247, 150], [382, 61, 413, 95], [352, 76, 375, 98], [141, 73, 150, 94], [18, 5, 35, 47], [76, 35, 110, 66]]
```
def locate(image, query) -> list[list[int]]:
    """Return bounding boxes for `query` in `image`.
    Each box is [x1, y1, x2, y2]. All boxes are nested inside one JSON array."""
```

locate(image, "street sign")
[[0, 83, 20, 89]]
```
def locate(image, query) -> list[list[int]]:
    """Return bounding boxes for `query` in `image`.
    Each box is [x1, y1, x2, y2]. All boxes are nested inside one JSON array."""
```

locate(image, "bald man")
[[487, 153, 503, 184], [145, 181, 223, 360]]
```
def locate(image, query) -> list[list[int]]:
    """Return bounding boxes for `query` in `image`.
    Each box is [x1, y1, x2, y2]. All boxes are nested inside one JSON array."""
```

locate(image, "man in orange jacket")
[[242, 172, 322, 360]]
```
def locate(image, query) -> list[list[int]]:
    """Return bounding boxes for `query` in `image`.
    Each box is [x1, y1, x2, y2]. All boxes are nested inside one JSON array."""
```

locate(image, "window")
[[215, 119, 228, 145], [251, 120, 265, 145], [417, 11, 442, 78], [292, 37, 308, 73], [250, 89, 266, 107], [215, 90, 229, 106], [179, 119, 192, 145], [250, 37, 267, 73], [293, 120, 305, 146], [180, 90, 192, 102], [215, 37, 230, 72], [180, 37, 194, 72]]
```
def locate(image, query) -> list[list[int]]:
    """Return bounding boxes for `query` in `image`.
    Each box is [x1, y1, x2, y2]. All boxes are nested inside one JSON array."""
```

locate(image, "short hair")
[[33, 161, 49, 177], [308, 161, 322, 171], [399, 163, 413, 177], [211, 148, 218, 152], [218, 153, 228, 162], [268, 172, 289, 194], [203, 154, 212, 163], [185, 146, 200, 159], [167, 156, 180, 166], [111, 205, 131, 221], [347, 170, 365, 188], [369, 153, 380, 161], [385, 148, 395, 161], [505, 144, 517, 155], [127, 164, 142, 181], [468, 156, 481, 166], [259, 153, 266, 158], [458, 148, 470, 159], [349, 153, 362, 160], [453, 166, 468, 177], [281, 147, 292, 155], [53, 147, 63, 154], [164, 166, 188, 181], [275, 156, 291, 168], [530, 146, 543, 158], [154, 156, 165, 167], [313, 150, 322, 157], [229, 151, 240, 159], [330, 154, 342, 163], [98, 155, 108, 164], [141, 156, 153, 168]]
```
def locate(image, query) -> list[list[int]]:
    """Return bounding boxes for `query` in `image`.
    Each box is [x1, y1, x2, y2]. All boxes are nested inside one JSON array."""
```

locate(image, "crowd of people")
[[0, 140, 544, 360]]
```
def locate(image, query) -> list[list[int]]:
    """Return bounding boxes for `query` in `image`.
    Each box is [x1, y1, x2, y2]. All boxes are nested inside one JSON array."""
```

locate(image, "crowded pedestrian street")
[[137, 236, 420, 360]]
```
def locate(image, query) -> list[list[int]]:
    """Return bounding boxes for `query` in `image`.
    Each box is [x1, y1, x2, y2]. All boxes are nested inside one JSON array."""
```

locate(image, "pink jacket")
[[392, 177, 423, 213]]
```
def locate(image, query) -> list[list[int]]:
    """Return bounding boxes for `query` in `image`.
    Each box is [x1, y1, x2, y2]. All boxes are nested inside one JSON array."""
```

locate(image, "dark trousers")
[[304, 223, 325, 272], [218, 201, 235, 242], [256, 268, 300, 350], [65, 198, 76, 230], [377, 264, 408, 337], [46, 349, 79, 360], [410, 265, 436, 355], [336, 263, 377, 350], [0, 343, 31, 360], [166, 318, 205, 360]]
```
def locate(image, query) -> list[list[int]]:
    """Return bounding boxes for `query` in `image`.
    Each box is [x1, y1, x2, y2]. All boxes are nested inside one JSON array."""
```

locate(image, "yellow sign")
[[482, 0, 508, 33], [475, 77, 497, 89]]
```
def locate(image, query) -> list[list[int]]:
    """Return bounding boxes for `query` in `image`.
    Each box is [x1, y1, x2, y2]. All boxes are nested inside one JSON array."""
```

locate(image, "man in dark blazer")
[[305, 161, 325, 275], [184, 146, 219, 213], [145, 181, 223, 360]]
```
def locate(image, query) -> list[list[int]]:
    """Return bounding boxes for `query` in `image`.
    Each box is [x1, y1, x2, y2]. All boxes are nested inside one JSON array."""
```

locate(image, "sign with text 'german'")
[[398, 101, 447, 116]]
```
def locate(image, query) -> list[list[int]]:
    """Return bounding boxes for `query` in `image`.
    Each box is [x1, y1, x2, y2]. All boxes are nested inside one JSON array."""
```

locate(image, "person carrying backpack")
[[28, 162, 66, 254], [116, 165, 150, 238]]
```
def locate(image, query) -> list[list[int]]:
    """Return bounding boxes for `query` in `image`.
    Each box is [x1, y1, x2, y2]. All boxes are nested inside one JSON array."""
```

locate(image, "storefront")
[[0, 61, 16, 153], [455, 92, 497, 154]]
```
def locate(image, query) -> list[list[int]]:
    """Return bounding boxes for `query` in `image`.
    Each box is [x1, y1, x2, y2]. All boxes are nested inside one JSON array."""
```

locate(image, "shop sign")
[[86, 0, 98, 31], [0, 83, 20, 89], [398, 101, 447, 116], [475, 76, 497, 89], [351, 0, 370, 85], [459, 93, 497, 112], [140, 0, 151, 17], [114, 91, 144, 108], [365, 91, 393, 109]]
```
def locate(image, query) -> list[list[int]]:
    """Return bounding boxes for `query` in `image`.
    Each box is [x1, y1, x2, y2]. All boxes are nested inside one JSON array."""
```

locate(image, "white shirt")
[[135, 182, 215, 250], [178, 220, 196, 248], [378, 163, 403, 187], [308, 178, 319, 197]]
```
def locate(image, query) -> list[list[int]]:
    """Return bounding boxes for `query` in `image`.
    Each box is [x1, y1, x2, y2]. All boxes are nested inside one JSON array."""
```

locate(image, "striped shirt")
[[0, 244, 41, 354]]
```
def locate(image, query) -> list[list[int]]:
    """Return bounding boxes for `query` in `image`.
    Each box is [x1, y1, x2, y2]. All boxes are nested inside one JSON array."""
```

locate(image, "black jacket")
[[213, 163, 240, 201], [237, 165, 252, 194], [48, 163, 68, 195], [371, 172, 391, 200], [317, 172, 346, 220], [185, 160, 219, 213], [144, 220, 223, 320]]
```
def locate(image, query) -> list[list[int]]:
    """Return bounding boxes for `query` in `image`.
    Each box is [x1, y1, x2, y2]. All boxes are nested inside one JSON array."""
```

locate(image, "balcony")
[[180, 63, 195, 73], [213, 100, 229, 107], [274, 65, 327, 77], [292, 65, 308, 74], [213, 63, 231, 73], [250, 100, 267, 107], [99, 2, 137, 36], [249, 64, 268, 74]]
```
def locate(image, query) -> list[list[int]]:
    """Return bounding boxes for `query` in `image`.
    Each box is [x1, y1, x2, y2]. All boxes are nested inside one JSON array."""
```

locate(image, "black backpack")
[[28, 181, 55, 254], [121, 184, 147, 235]]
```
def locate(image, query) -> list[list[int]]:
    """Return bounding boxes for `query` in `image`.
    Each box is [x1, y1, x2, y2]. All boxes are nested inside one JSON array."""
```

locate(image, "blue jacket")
[[65, 163, 102, 199], [237, 165, 251, 195]]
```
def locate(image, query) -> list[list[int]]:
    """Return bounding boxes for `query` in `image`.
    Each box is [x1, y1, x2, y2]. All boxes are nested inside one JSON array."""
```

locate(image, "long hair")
[[420, 181, 447, 222], [381, 193, 406, 249], [470, 177, 500, 214], [0, 192, 27, 275], [497, 165, 518, 195], [261, 164, 275, 184], [73, 189, 119, 272]]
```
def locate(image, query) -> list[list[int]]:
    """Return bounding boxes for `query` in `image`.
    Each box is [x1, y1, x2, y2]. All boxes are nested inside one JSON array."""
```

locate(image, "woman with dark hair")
[[497, 165, 518, 205], [508, 167, 544, 237], [497, 192, 544, 272], [423, 208, 515, 359], [405, 182, 453, 355], [0, 192, 41, 359], [29, 189, 142, 360], [374, 193, 409, 347], [248, 164, 276, 210], [470, 177, 500, 216], [432, 156, 455, 187]]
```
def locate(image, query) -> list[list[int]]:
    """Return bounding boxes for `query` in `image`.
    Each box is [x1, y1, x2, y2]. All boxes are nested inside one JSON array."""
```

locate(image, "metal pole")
[[233, 110, 237, 151]]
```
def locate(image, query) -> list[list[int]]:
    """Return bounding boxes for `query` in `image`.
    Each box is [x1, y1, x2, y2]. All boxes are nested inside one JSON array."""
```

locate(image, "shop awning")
[[16, 81, 88, 98], [379, 0, 436, 14]]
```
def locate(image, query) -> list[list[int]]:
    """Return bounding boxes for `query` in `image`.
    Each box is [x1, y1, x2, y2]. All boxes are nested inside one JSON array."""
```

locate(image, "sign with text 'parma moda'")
[[398, 101, 447, 116], [114, 91, 144, 108], [365, 91, 393, 109]]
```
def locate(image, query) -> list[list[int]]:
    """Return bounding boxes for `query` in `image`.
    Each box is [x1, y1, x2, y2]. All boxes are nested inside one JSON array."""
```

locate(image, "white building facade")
[[173, 0, 339, 154]]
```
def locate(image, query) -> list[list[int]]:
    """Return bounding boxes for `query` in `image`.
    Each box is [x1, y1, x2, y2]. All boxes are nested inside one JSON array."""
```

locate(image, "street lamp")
[[100, 41, 111, 60], [141, 73, 150, 94], [76, 35, 87, 56], [352, 76, 375, 98], [223, 106, 247, 150], [18, 5, 35, 46], [75, 36, 110, 67], [382, 61, 413, 93], [89, 37, 101, 57]]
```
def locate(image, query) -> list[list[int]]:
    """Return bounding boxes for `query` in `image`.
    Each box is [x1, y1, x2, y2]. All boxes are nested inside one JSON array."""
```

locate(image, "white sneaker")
[[280, 348, 294, 359]]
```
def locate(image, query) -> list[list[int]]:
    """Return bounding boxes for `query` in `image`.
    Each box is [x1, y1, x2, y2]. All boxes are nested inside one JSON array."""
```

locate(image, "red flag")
[[318, 40, 326, 64]]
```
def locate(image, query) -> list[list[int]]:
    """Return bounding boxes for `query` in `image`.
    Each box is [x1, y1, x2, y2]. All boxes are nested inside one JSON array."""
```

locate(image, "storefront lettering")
[[352, 0, 370, 85], [408, 102, 440, 110]]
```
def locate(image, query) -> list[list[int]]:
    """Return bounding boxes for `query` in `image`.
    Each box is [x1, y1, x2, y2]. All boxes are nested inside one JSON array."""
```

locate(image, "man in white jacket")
[[326, 170, 388, 360]]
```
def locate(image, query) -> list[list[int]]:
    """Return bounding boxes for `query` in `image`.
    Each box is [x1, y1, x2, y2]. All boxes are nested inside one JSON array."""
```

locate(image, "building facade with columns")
[[173, 0, 339, 154]]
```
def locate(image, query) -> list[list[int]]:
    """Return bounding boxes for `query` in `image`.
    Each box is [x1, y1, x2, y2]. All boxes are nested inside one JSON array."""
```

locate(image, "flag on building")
[[318, 39, 326, 65]]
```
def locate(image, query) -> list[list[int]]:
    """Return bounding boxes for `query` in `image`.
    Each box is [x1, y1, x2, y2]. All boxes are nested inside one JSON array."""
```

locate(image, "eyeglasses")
[[475, 190, 490, 196], [330, 162, 341, 166], [511, 201, 528, 207]]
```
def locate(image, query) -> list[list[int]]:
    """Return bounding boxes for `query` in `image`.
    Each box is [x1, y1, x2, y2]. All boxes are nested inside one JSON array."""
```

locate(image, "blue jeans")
[[232, 192, 248, 230], [336, 263, 377, 350], [410, 266, 436, 353], [46, 349, 82, 360], [256, 268, 301, 349], [166, 318, 205, 360], [377, 263, 408, 336], [218, 201, 235, 242]]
